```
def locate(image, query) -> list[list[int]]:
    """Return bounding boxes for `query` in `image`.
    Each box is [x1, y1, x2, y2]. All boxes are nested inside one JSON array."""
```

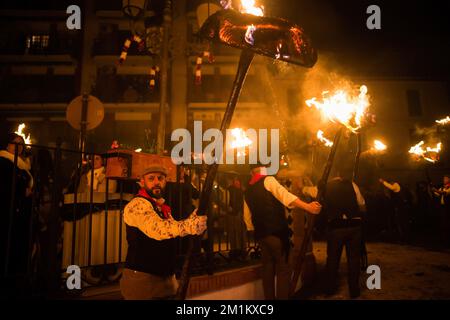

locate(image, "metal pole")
[[4, 143, 19, 277], [290, 127, 344, 296], [79, 94, 89, 155], [175, 50, 255, 300], [156, 0, 172, 155], [87, 153, 95, 267], [353, 133, 362, 181], [47, 139, 61, 296]]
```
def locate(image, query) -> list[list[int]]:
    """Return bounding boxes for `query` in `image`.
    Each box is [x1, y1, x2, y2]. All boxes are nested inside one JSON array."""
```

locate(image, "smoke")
[[412, 124, 441, 143], [218, 53, 371, 180]]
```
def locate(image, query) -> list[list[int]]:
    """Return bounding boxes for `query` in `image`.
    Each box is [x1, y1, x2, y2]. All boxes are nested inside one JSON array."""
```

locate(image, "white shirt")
[[382, 181, 401, 193], [86, 166, 106, 191], [243, 176, 298, 231], [302, 182, 366, 212], [124, 197, 204, 241], [434, 185, 450, 205]]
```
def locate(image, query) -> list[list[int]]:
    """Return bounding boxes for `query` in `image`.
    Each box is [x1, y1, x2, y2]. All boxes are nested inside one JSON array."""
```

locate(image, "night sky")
[[272, 0, 450, 78], [0, 0, 448, 77]]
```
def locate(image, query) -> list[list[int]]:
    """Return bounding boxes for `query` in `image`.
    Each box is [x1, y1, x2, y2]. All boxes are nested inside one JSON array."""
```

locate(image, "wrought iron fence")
[[1, 142, 260, 298]]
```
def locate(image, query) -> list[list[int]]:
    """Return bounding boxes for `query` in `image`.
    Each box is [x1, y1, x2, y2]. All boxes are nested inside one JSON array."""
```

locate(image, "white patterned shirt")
[[124, 197, 205, 241]]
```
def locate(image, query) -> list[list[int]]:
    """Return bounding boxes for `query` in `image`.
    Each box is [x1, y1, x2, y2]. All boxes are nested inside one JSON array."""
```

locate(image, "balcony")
[[0, 75, 76, 104]]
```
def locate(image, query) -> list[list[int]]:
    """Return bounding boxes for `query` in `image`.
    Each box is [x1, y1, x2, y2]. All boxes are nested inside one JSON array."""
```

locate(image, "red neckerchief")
[[444, 183, 450, 189], [137, 188, 171, 219], [249, 173, 266, 185]]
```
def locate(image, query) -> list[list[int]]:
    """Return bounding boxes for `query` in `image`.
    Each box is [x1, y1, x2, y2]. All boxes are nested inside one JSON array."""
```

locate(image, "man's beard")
[[145, 186, 164, 199]]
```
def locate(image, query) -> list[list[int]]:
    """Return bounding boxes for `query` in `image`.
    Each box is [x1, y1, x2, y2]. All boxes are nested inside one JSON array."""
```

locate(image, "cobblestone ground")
[[302, 242, 450, 300]]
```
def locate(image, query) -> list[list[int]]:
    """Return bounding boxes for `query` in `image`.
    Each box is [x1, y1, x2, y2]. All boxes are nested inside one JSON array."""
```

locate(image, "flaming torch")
[[291, 84, 371, 295], [436, 116, 450, 125], [240, 0, 264, 16], [317, 130, 333, 147], [230, 128, 253, 157], [14, 123, 32, 147], [306, 85, 370, 133], [409, 141, 442, 163], [177, 0, 318, 300], [373, 139, 387, 152]]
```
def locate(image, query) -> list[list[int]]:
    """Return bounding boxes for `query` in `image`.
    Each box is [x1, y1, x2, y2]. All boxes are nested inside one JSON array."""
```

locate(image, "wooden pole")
[[175, 50, 255, 300], [290, 127, 343, 296]]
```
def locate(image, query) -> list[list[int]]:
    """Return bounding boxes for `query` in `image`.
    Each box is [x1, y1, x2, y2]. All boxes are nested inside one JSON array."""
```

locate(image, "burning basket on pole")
[[176, 2, 318, 300]]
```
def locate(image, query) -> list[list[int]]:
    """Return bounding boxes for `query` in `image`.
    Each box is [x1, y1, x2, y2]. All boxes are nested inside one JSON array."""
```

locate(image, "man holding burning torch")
[[120, 165, 207, 300], [243, 163, 322, 300]]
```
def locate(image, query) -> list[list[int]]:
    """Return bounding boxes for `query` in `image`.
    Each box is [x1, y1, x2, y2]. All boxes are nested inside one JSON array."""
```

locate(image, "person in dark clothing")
[[432, 174, 450, 247], [243, 164, 321, 300], [323, 177, 366, 299], [379, 178, 412, 242], [0, 133, 33, 293], [226, 177, 246, 261], [120, 165, 207, 300]]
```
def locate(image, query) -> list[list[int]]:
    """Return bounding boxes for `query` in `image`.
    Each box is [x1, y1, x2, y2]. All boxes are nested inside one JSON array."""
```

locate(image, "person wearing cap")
[[243, 164, 322, 300], [120, 164, 207, 300]]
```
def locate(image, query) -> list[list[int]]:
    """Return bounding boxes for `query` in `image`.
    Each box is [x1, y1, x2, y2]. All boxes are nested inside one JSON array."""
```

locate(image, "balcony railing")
[[0, 75, 77, 104]]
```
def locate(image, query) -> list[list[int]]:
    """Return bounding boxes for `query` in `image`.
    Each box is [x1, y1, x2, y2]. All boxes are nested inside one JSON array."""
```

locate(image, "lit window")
[[29, 35, 50, 49], [25, 36, 31, 49], [41, 35, 49, 48], [32, 35, 41, 46]]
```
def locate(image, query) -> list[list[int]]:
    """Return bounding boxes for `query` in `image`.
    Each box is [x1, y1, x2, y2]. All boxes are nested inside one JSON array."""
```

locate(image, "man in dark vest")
[[243, 164, 322, 300], [120, 165, 207, 300], [323, 177, 366, 298]]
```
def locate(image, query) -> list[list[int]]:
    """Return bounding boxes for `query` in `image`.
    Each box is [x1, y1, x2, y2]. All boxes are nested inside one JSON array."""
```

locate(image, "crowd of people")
[[1, 128, 449, 300]]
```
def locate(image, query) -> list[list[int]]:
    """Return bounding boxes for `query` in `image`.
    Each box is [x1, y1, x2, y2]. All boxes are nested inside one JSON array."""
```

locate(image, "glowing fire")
[[230, 128, 252, 148], [316, 130, 333, 147], [436, 116, 450, 125], [240, 1, 264, 47], [240, 0, 264, 16], [14, 123, 32, 145], [373, 140, 387, 151], [230, 128, 252, 157], [134, 148, 142, 153], [306, 85, 370, 133], [244, 24, 256, 45], [408, 141, 442, 163]]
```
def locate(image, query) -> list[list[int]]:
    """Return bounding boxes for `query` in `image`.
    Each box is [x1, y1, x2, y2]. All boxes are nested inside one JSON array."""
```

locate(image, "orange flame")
[[316, 130, 333, 147], [230, 128, 252, 148], [230, 128, 252, 157], [436, 116, 450, 125], [14, 123, 32, 145], [240, 0, 264, 16], [373, 140, 387, 151], [306, 85, 370, 133], [240, 1, 264, 46], [408, 141, 442, 163]]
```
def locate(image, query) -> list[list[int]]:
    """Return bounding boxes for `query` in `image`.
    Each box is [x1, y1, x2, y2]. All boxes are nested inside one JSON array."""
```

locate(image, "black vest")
[[125, 196, 177, 277], [324, 179, 361, 224], [245, 177, 290, 241]]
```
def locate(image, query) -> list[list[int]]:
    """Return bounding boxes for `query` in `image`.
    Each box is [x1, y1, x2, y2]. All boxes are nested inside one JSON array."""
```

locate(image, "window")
[[26, 35, 50, 52], [406, 89, 422, 117], [41, 35, 49, 48]]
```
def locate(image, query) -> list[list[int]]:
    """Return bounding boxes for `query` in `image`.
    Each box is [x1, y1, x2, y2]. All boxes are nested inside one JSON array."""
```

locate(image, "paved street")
[[299, 242, 450, 300]]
